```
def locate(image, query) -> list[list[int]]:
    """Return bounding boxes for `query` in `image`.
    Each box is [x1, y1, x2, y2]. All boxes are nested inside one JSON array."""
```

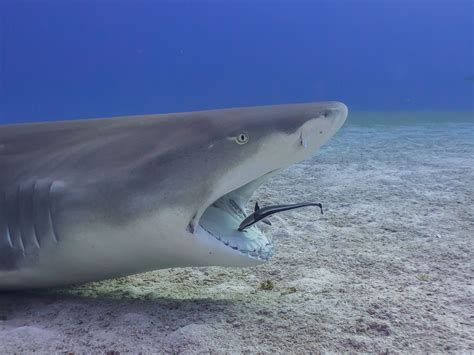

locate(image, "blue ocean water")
[[0, 0, 472, 123]]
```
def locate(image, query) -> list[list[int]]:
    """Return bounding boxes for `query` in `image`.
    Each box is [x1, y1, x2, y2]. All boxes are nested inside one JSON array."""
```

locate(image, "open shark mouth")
[[195, 170, 324, 261], [196, 172, 276, 261]]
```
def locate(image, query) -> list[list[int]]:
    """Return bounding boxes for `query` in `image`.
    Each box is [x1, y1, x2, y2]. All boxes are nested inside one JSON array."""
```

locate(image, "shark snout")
[[318, 101, 348, 135], [299, 101, 348, 150], [327, 101, 348, 132]]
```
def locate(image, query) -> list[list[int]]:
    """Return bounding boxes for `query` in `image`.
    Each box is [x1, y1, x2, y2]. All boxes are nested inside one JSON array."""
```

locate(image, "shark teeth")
[[199, 222, 272, 260]]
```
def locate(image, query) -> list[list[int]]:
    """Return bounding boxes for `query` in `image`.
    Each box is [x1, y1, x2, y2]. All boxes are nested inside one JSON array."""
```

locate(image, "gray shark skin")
[[0, 102, 348, 290]]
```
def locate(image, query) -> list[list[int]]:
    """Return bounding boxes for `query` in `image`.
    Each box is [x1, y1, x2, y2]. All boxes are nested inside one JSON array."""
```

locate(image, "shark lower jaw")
[[194, 172, 275, 262]]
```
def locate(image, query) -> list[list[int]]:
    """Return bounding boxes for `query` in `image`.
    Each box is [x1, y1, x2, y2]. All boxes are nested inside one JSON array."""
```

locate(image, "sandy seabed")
[[1, 112, 473, 353]]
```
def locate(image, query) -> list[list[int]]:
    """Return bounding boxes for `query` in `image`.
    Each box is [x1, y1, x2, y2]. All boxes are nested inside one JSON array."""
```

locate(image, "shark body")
[[0, 102, 347, 289]]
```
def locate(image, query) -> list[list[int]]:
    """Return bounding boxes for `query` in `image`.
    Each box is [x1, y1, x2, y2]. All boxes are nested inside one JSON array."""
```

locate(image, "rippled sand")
[[1, 111, 473, 353]]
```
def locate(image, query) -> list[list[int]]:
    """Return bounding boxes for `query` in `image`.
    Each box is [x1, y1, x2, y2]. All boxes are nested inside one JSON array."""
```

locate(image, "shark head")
[[175, 101, 348, 266]]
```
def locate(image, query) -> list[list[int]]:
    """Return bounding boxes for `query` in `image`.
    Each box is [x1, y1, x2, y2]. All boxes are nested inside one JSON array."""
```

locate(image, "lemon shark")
[[0, 102, 347, 290]]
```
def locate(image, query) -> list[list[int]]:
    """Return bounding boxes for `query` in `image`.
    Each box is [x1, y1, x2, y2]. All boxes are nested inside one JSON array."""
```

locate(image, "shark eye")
[[235, 132, 249, 145]]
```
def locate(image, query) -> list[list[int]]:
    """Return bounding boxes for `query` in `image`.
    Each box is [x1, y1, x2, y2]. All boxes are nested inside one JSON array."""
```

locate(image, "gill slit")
[[16, 186, 25, 255], [31, 181, 41, 249], [47, 181, 59, 243], [2, 190, 13, 248]]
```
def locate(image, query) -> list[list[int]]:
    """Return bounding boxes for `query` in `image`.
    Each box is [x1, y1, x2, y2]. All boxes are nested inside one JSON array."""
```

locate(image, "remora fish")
[[0, 102, 347, 289], [238, 202, 324, 232]]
